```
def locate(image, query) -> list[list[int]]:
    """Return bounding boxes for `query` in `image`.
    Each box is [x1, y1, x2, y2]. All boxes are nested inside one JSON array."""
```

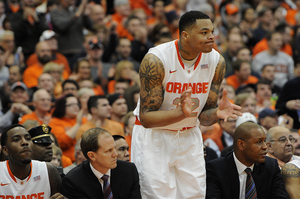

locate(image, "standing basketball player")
[[0, 124, 64, 199], [131, 11, 242, 198]]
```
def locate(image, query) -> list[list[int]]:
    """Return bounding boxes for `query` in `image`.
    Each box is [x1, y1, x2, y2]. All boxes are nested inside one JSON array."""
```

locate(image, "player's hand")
[[217, 89, 242, 122], [179, 87, 192, 117], [50, 193, 67, 199]]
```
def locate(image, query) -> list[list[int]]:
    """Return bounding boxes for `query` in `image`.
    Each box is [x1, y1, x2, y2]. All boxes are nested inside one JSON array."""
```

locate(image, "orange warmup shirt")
[[130, 0, 152, 17], [76, 119, 125, 141], [226, 74, 258, 90], [26, 52, 71, 79], [252, 38, 293, 57], [19, 112, 51, 125], [48, 117, 87, 162], [23, 63, 69, 88]]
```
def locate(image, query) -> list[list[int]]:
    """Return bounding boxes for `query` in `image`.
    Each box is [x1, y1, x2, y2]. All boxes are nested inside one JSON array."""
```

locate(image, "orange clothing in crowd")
[[226, 74, 259, 90], [93, 85, 105, 95], [125, 134, 132, 157], [61, 155, 72, 168], [130, 0, 153, 17], [110, 12, 134, 41], [252, 38, 293, 57], [48, 117, 87, 162], [75, 119, 125, 141], [26, 52, 71, 79], [19, 112, 51, 125], [23, 62, 69, 88], [202, 123, 224, 151], [285, 9, 298, 26]]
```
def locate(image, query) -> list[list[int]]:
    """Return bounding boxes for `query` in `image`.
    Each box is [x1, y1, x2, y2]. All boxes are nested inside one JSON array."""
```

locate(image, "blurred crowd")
[[0, 0, 299, 172]]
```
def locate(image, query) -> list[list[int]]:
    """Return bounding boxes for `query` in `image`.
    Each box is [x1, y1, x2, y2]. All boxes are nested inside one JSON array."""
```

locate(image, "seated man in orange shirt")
[[226, 59, 259, 90], [26, 30, 71, 79], [76, 95, 125, 141], [19, 89, 52, 125]]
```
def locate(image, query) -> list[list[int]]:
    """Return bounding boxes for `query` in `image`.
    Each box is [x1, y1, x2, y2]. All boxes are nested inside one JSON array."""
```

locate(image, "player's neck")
[[8, 160, 31, 180], [178, 40, 199, 60]]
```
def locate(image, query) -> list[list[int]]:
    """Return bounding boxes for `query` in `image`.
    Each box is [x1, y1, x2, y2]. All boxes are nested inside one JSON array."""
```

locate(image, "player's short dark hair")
[[179, 11, 210, 35], [1, 124, 26, 147], [87, 95, 106, 114]]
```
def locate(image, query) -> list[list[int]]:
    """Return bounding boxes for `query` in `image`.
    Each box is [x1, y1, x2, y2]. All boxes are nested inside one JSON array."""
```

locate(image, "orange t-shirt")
[[48, 117, 87, 162], [26, 52, 71, 79], [93, 85, 105, 95], [202, 123, 224, 151], [23, 62, 69, 88], [285, 9, 298, 26], [252, 38, 293, 58], [130, 0, 153, 17], [19, 112, 51, 125], [61, 155, 72, 168], [76, 119, 125, 141], [226, 74, 259, 90]]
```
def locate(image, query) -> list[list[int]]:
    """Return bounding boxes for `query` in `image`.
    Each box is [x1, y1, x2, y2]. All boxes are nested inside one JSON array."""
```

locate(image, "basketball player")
[[131, 11, 242, 198], [0, 124, 64, 199]]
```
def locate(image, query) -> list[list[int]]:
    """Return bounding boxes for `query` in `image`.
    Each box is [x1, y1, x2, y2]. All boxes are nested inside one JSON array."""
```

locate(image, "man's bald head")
[[266, 126, 290, 142]]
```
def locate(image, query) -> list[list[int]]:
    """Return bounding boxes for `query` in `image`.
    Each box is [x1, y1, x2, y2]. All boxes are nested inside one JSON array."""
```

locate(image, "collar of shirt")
[[233, 152, 254, 174], [90, 162, 111, 184], [223, 131, 233, 147]]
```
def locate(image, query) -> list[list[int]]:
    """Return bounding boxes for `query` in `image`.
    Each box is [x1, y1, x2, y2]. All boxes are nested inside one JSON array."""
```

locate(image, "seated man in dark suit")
[[62, 127, 141, 199], [206, 122, 288, 199]]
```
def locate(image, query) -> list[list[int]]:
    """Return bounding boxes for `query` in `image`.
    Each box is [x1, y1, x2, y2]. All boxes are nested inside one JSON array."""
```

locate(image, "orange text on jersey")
[[166, 82, 209, 94], [0, 192, 44, 199]]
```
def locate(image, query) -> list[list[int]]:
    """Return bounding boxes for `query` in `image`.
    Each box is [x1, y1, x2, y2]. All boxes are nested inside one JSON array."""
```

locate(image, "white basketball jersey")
[[0, 160, 51, 199], [134, 40, 220, 130]]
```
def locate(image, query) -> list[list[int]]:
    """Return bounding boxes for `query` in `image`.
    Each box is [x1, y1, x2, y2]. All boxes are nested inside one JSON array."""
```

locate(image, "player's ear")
[[181, 31, 189, 41], [2, 146, 9, 156]]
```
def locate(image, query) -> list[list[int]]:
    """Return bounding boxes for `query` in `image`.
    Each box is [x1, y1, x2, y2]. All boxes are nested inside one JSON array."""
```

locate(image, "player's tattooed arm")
[[47, 162, 63, 196], [139, 53, 165, 114], [199, 55, 226, 126], [281, 163, 300, 199]]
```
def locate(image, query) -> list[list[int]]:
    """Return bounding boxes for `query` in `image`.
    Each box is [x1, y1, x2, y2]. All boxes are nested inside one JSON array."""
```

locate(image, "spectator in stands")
[[48, 94, 84, 162], [113, 135, 130, 161], [220, 3, 241, 38], [0, 30, 24, 67], [107, 60, 139, 94], [77, 87, 94, 119], [51, 145, 62, 167], [108, 93, 128, 124], [291, 129, 300, 156], [253, 23, 293, 57], [89, 4, 106, 26], [226, 59, 258, 90], [114, 79, 129, 95], [255, 79, 273, 113], [222, 33, 243, 76], [30, 73, 56, 101], [19, 89, 52, 125], [76, 95, 125, 141], [276, 69, 300, 129], [28, 124, 53, 162], [9, 0, 49, 60], [147, 0, 166, 31], [51, 0, 94, 68], [260, 64, 280, 95], [64, 139, 86, 174], [23, 41, 53, 88], [43, 62, 64, 98], [0, 45, 8, 88], [62, 79, 79, 96], [249, 7, 274, 48], [252, 31, 294, 88], [266, 126, 300, 168], [112, 0, 132, 39], [123, 111, 135, 152], [235, 93, 257, 116], [26, 30, 71, 79]]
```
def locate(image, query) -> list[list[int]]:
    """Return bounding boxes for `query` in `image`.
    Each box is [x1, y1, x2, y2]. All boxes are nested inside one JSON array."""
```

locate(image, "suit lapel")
[[83, 161, 104, 198], [110, 160, 120, 197], [227, 153, 240, 199]]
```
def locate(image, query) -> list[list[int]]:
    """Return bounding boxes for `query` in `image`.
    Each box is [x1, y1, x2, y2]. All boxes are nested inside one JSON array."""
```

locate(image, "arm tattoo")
[[282, 164, 300, 180], [140, 54, 165, 114], [47, 162, 62, 195], [199, 55, 226, 126]]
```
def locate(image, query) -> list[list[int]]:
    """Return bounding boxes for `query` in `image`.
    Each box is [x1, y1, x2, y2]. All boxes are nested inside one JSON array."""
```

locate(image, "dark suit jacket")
[[206, 152, 288, 199], [62, 160, 141, 199]]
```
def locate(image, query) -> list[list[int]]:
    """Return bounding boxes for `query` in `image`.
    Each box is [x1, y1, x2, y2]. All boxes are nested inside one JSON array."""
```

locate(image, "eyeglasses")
[[66, 103, 79, 107], [270, 136, 297, 144]]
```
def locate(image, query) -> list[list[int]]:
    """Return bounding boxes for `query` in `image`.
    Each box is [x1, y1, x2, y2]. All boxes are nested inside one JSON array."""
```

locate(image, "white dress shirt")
[[233, 152, 254, 199], [90, 162, 111, 189]]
